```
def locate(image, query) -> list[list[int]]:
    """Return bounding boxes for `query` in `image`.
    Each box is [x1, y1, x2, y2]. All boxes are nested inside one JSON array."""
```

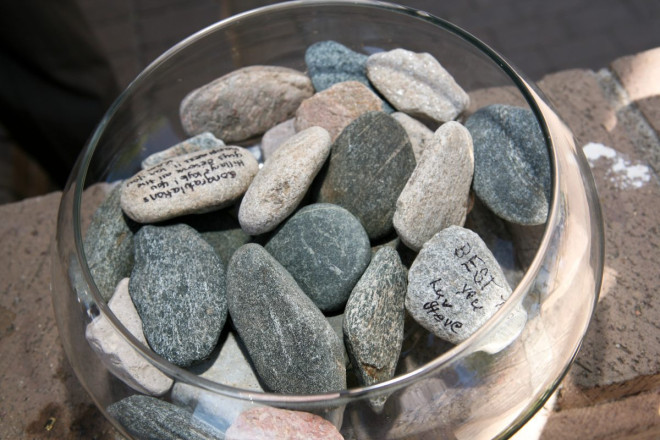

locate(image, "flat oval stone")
[[84, 184, 137, 301], [265, 203, 371, 312], [391, 112, 435, 161], [343, 247, 407, 412], [141, 132, 225, 169], [121, 146, 259, 223], [465, 104, 551, 225], [317, 111, 416, 240], [130, 224, 228, 367], [394, 121, 474, 251], [366, 48, 469, 123], [294, 81, 383, 141], [239, 127, 332, 235], [180, 65, 314, 142], [406, 226, 512, 345], [226, 244, 346, 394], [226, 407, 343, 440], [261, 118, 295, 161], [108, 395, 223, 440]]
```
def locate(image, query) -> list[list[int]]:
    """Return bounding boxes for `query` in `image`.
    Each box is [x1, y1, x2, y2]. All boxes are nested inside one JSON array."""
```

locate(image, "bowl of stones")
[[52, 1, 604, 439]]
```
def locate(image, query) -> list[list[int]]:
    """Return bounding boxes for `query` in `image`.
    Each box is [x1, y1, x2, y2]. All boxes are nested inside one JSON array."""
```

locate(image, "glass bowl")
[[52, 1, 604, 439]]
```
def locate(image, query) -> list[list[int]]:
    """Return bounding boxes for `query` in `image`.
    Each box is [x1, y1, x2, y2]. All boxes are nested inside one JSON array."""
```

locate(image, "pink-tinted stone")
[[225, 407, 343, 440]]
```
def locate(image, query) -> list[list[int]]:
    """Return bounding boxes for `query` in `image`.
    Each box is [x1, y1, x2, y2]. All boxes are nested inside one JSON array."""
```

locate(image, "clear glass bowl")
[[52, 1, 604, 439]]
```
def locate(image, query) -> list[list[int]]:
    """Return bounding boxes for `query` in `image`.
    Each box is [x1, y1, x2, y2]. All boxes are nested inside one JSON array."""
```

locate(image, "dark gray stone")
[[130, 224, 227, 367], [226, 244, 346, 394], [265, 203, 371, 312], [465, 104, 551, 225], [317, 111, 416, 240], [107, 395, 224, 440], [343, 247, 407, 411], [83, 184, 137, 301]]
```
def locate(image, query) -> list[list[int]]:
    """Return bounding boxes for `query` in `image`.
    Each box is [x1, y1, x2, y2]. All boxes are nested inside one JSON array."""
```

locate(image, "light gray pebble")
[[391, 112, 435, 161], [394, 121, 474, 251], [260, 118, 295, 161], [141, 132, 225, 169], [239, 127, 331, 235]]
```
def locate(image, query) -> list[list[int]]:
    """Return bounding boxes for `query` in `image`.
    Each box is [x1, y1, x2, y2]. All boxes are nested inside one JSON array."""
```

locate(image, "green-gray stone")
[[226, 244, 346, 394], [265, 203, 371, 313], [317, 111, 416, 240], [130, 224, 227, 367]]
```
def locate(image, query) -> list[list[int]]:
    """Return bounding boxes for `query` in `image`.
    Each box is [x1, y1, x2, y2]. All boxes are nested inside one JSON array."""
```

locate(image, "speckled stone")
[[129, 224, 227, 367], [226, 244, 346, 394], [406, 226, 512, 345], [317, 111, 416, 240], [86, 278, 173, 396], [180, 65, 314, 142], [265, 203, 371, 312], [261, 118, 296, 161], [465, 104, 551, 225], [226, 407, 344, 440], [344, 247, 407, 412], [294, 81, 384, 141], [391, 112, 435, 161], [121, 146, 259, 223], [141, 132, 225, 169], [239, 127, 332, 235], [305, 40, 370, 92], [107, 395, 223, 440], [394, 121, 474, 251], [83, 184, 137, 301], [366, 48, 469, 123]]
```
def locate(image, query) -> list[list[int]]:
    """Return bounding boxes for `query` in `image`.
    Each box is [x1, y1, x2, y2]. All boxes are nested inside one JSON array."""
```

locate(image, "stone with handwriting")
[[120, 146, 259, 223], [406, 225, 512, 344]]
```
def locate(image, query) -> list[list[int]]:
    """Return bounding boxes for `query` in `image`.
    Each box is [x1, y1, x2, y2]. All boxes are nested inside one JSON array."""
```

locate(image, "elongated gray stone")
[[366, 48, 469, 123], [130, 224, 228, 367], [344, 247, 407, 412], [391, 112, 435, 161], [394, 121, 474, 251], [265, 203, 371, 313], [465, 104, 551, 225], [239, 127, 331, 235], [121, 146, 258, 223], [317, 111, 416, 239], [227, 244, 346, 394], [107, 395, 223, 440], [86, 278, 173, 396], [83, 184, 137, 301], [406, 226, 512, 345], [180, 65, 313, 142], [142, 132, 225, 169]]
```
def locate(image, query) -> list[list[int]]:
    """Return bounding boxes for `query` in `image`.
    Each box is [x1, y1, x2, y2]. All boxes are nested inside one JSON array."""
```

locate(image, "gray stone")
[[391, 112, 435, 161], [239, 127, 332, 235], [86, 278, 173, 396], [180, 65, 314, 142], [406, 226, 512, 345], [393, 121, 474, 251], [317, 111, 416, 240], [83, 184, 137, 301], [294, 81, 383, 141], [226, 244, 346, 394], [343, 247, 407, 412], [142, 132, 225, 169], [305, 40, 370, 92], [260, 118, 295, 161], [366, 48, 469, 123], [121, 146, 259, 223], [107, 395, 223, 440], [265, 203, 371, 313], [129, 224, 228, 367], [465, 104, 551, 225], [226, 407, 343, 440]]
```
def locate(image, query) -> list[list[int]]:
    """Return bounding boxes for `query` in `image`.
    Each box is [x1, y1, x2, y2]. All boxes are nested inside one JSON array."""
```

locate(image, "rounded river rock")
[[226, 243, 346, 395], [265, 203, 371, 312], [129, 224, 228, 367]]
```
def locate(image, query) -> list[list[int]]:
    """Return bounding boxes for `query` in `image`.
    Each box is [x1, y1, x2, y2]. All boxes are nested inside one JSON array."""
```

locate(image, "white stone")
[[261, 118, 296, 161], [121, 146, 259, 223], [391, 112, 435, 161], [366, 48, 469, 123], [141, 132, 225, 169], [239, 127, 331, 235], [85, 278, 173, 396], [394, 121, 474, 251]]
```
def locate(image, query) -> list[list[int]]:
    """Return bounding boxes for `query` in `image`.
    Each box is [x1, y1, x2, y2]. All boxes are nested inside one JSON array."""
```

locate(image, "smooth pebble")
[[260, 118, 296, 161], [141, 132, 225, 169], [391, 112, 435, 161], [226, 407, 344, 440]]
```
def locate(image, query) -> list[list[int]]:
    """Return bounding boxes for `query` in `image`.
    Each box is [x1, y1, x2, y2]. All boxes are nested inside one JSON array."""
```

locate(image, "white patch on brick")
[[582, 142, 651, 189]]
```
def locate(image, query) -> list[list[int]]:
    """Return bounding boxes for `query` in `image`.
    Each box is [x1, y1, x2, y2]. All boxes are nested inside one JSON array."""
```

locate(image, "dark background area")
[[1, 0, 658, 203]]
